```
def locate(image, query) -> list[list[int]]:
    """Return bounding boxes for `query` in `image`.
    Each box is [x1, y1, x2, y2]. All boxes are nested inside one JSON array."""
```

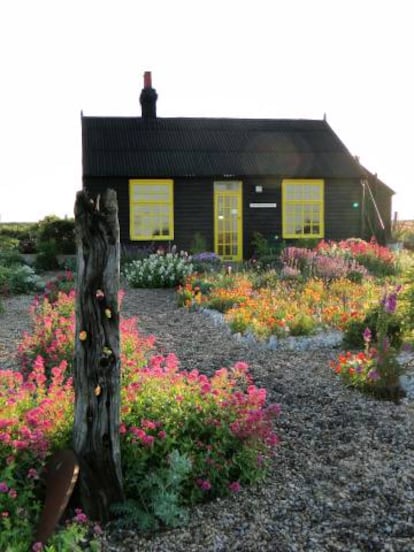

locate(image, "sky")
[[0, 0, 413, 223]]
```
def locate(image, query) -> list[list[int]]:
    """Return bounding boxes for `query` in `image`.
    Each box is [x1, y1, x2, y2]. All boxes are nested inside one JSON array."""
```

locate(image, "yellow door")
[[214, 181, 243, 261]]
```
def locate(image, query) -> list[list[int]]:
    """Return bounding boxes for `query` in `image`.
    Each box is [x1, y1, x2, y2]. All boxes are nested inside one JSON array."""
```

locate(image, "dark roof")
[[81, 116, 389, 188]]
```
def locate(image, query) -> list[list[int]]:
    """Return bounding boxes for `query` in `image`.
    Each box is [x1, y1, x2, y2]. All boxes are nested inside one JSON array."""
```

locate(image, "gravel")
[[2, 284, 414, 551]]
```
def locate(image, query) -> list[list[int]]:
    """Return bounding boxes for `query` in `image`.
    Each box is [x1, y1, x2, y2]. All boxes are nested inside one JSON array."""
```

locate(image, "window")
[[282, 179, 324, 238], [129, 179, 174, 240]]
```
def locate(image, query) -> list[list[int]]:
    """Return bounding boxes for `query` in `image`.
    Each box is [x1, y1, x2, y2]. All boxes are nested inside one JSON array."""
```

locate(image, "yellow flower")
[[79, 330, 88, 341], [105, 308, 112, 319]]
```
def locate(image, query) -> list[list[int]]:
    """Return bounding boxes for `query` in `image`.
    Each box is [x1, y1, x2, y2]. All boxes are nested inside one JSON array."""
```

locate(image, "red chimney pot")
[[144, 71, 152, 89]]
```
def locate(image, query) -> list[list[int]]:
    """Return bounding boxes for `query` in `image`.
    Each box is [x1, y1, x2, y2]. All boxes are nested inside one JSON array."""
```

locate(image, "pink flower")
[[233, 361, 249, 374], [73, 508, 88, 524], [201, 383, 211, 395], [8, 488, 17, 499], [93, 524, 104, 536], [228, 481, 241, 493], [0, 482, 9, 493], [196, 478, 212, 491], [142, 435, 155, 447], [142, 419, 156, 431], [158, 430, 167, 440], [27, 468, 39, 480], [32, 542, 44, 552]]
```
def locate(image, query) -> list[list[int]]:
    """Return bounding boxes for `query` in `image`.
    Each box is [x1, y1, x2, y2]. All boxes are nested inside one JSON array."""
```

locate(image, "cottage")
[[82, 72, 393, 261]]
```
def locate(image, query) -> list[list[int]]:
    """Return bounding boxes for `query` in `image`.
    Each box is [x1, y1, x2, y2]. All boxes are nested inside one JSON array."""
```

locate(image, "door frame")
[[213, 181, 243, 261]]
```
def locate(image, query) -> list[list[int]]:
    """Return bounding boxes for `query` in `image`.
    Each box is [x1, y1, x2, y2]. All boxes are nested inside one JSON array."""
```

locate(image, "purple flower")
[[381, 286, 400, 314], [363, 327, 372, 343], [367, 369, 380, 381]]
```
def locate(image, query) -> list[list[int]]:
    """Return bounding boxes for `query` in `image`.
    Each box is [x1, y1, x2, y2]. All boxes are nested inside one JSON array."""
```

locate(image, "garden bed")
[[2, 284, 414, 550]]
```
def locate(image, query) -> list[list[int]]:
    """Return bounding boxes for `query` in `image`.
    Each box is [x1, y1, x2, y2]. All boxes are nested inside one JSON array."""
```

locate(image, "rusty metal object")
[[34, 449, 79, 545]]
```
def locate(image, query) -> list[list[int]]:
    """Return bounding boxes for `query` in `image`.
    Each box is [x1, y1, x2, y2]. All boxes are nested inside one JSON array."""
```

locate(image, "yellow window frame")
[[282, 179, 324, 239], [129, 179, 174, 240]]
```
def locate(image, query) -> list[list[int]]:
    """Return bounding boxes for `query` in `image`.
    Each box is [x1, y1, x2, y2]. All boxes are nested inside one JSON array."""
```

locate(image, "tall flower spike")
[[363, 327, 372, 343]]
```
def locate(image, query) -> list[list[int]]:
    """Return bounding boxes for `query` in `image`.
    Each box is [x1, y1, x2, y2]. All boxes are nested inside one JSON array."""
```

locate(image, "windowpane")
[[282, 179, 324, 239], [129, 180, 174, 240]]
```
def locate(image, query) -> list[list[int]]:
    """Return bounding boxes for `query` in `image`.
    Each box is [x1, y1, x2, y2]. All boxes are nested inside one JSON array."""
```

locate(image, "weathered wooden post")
[[73, 189, 124, 521]]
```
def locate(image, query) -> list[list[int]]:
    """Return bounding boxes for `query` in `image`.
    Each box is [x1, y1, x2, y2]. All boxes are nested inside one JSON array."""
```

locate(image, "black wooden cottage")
[[82, 72, 394, 261]]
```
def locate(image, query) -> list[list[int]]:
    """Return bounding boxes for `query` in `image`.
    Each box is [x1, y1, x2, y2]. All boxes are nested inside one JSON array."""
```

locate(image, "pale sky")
[[0, 0, 413, 222]]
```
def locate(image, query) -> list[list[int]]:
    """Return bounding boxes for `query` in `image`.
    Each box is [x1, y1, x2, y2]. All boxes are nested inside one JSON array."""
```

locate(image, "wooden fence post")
[[73, 189, 124, 521]]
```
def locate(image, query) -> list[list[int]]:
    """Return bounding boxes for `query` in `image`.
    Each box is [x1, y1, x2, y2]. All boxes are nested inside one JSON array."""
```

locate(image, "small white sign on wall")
[[249, 203, 277, 208]]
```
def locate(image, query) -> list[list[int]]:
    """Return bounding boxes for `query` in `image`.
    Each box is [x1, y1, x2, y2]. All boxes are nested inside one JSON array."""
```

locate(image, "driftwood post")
[[73, 189, 124, 521]]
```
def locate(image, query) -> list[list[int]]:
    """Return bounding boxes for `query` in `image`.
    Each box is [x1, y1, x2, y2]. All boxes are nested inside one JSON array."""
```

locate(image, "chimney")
[[140, 71, 158, 119]]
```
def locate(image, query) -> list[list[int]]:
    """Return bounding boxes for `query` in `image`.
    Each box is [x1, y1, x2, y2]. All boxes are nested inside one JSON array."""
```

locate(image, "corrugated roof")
[[81, 116, 381, 182]]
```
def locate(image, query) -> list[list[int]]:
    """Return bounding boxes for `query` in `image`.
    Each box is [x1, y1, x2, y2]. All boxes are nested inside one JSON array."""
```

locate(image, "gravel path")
[[1, 285, 414, 551]]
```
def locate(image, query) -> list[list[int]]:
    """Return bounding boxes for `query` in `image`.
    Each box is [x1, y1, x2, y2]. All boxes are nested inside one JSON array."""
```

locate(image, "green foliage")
[[34, 240, 60, 271], [42, 271, 76, 303], [0, 264, 44, 296], [343, 305, 402, 350], [123, 251, 193, 288], [0, 460, 42, 552], [399, 262, 414, 341], [288, 313, 316, 336], [0, 222, 39, 254], [292, 237, 320, 249], [36, 216, 76, 255], [0, 249, 26, 267], [250, 232, 284, 270], [113, 450, 191, 530], [4, 290, 279, 542], [0, 235, 20, 251], [249, 268, 280, 290], [190, 232, 208, 254], [333, 286, 404, 399], [120, 244, 156, 267]]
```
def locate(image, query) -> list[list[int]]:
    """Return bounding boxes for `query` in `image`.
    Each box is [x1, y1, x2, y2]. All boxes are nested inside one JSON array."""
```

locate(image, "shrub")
[[120, 244, 158, 267], [280, 245, 369, 282], [119, 357, 280, 528], [34, 240, 60, 271], [17, 289, 154, 381], [343, 288, 403, 350], [191, 252, 221, 273], [123, 251, 193, 288], [0, 222, 39, 254], [0, 265, 44, 296], [197, 274, 381, 339], [0, 250, 26, 268], [3, 292, 280, 544], [190, 232, 208, 254], [332, 286, 404, 399], [42, 270, 76, 303], [0, 235, 20, 252], [36, 216, 76, 255], [0, 362, 101, 550], [316, 238, 398, 277]]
